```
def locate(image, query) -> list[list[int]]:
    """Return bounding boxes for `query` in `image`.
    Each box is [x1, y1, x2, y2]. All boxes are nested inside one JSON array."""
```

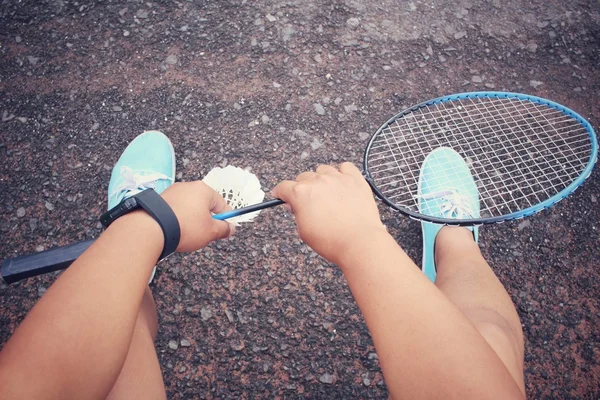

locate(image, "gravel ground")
[[1, 0, 599, 398]]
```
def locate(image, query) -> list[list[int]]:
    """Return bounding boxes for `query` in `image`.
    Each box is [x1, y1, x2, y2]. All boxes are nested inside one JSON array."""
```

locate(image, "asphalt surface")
[[1, 0, 599, 398]]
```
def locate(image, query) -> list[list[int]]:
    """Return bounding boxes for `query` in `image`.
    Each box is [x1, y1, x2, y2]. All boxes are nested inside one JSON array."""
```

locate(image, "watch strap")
[[99, 197, 138, 228], [134, 189, 181, 260]]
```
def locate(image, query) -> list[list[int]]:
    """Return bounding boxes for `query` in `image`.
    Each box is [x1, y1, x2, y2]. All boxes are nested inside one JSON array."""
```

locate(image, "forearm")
[[0, 211, 162, 399], [339, 230, 523, 400]]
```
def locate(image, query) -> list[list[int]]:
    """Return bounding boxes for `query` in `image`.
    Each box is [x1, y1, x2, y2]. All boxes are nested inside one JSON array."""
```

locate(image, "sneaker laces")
[[110, 166, 173, 200], [415, 189, 476, 219]]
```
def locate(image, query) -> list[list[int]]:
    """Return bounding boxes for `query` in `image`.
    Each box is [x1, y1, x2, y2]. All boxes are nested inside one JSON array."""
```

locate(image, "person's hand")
[[160, 181, 235, 252], [272, 162, 387, 265]]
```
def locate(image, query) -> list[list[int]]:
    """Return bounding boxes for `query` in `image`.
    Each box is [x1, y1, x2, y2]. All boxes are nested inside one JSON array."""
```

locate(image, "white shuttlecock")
[[202, 165, 265, 224]]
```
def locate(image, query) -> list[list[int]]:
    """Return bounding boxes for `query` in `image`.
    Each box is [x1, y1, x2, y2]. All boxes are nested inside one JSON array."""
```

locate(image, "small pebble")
[[17, 207, 25, 217], [294, 129, 308, 138], [180, 339, 191, 347], [346, 17, 360, 28], [230, 340, 245, 351], [319, 373, 334, 384], [530, 80, 543, 88], [310, 138, 323, 150], [344, 104, 358, 113], [45, 201, 54, 211], [518, 220, 531, 231], [314, 103, 326, 115], [168, 340, 178, 350], [526, 42, 538, 53], [136, 9, 149, 19], [165, 55, 178, 65], [200, 307, 212, 321], [2, 111, 15, 122], [362, 376, 371, 386]]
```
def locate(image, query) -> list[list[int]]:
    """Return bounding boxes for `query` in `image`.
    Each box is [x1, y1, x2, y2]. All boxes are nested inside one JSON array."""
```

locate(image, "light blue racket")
[[3, 92, 597, 284]]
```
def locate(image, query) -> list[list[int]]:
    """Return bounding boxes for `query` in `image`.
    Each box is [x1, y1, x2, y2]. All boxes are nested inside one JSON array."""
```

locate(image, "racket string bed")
[[365, 94, 595, 221]]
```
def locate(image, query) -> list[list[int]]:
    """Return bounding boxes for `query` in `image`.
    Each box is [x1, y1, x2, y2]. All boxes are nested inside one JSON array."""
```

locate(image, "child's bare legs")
[[434, 226, 525, 395], [107, 287, 166, 400]]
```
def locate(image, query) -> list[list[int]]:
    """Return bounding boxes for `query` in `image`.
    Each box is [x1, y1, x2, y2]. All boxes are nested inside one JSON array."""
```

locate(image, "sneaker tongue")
[[439, 192, 475, 219], [417, 189, 476, 219], [111, 166, 170, 202]]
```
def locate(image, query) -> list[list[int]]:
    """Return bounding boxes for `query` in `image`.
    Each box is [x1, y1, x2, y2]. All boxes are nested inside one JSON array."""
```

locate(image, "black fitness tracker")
[[99, 189, 180, 260]]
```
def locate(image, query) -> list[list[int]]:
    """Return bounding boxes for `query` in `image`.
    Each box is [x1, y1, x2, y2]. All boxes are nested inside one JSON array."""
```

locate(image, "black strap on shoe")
[[100, 189, 181, 261]]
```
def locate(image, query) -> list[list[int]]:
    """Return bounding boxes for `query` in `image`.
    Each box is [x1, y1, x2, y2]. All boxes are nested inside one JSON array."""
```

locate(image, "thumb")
[[271, 180, 297, 203], [210, 219, 236, 240]]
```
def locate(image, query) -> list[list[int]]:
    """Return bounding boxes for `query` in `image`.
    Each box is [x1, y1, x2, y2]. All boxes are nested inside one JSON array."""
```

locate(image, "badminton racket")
[[2, 92, 597, 284]]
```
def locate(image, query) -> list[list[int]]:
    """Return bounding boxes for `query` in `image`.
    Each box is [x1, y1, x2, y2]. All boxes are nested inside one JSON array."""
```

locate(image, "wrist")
[[107, 210, 164, 259], [335, 226, 397, 269]]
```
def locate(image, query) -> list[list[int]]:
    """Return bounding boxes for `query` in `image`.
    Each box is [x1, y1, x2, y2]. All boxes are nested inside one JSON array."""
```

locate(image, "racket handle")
[[213, 199, 285, 220], [1, 199, 286, 285], [1, 239, 95, 285]]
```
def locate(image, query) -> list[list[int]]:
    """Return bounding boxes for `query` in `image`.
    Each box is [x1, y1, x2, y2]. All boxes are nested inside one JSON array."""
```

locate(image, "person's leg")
[[434, 226, 525, 395], [103, 131, 171, 399], [106, 287, 166, 400]]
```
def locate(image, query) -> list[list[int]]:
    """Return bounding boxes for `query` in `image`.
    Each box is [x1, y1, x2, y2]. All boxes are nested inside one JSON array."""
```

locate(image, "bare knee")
[[465, 307, 525, 393], [465, 307, 523, 351]]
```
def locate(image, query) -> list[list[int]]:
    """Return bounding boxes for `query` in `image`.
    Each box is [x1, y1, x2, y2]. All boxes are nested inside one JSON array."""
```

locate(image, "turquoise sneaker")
[[108, 131, 176, 283], [416, 147, 480, 282]]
